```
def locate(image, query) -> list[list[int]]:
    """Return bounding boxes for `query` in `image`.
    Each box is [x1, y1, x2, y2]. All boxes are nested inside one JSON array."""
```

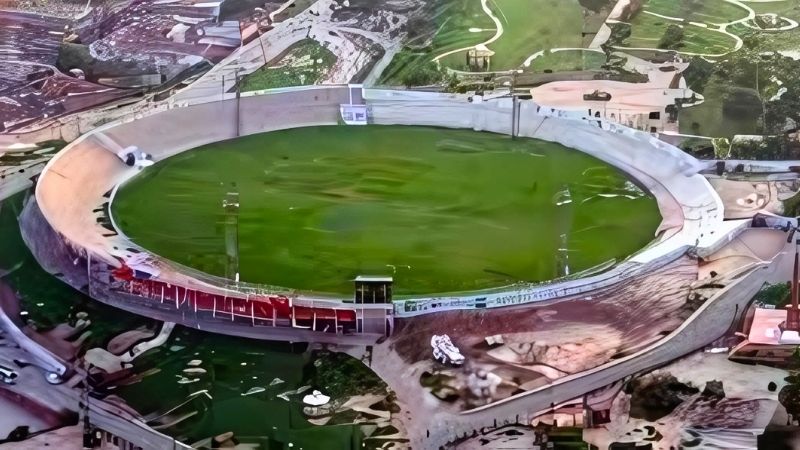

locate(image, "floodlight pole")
[[511, 70, 517, 139], [558, 232, 570, 277], [235, 68, 242, 137], [223, 186, 240, 284], [510, 69, 523, 139]]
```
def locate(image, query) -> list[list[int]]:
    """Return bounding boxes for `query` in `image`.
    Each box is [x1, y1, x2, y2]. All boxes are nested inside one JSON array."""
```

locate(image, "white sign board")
[[340, 104, 368, 125]]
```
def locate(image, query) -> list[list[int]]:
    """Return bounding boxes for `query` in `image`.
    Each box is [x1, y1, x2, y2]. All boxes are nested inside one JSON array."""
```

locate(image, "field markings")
[[489, 0, 510, 26]]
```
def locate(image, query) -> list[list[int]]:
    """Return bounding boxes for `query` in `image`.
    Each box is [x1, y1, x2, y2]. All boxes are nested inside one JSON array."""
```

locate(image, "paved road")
[[0, 282, 68, 377], [0, 280, 190, 449]]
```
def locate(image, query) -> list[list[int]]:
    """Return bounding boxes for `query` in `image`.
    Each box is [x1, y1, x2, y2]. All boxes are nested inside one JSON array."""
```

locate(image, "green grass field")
[[240, 39, 336, 92], [643, 0, 749, 24], [112, 126, 661, 296], [528, 49, 607, 72], [622, 12, 739, 54]]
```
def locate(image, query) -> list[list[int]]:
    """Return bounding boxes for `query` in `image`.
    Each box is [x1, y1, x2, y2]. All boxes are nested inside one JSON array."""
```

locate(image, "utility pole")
[[81, 380, 94, 449], [258, 32, 267, 65], [256, 11, 268, 66]]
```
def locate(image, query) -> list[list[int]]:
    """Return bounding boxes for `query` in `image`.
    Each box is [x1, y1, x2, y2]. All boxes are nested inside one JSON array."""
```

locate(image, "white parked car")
[[431, 334, 465, 366], [0, 365, 18, 384]]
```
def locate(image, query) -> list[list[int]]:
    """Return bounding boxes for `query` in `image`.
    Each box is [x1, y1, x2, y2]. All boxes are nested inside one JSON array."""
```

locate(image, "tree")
[[722, 86, 763, 120], [754, 282, 790, 307], [682, 57, 715, 94], [658, 25, 684, 50], [765, 81, 800, 134], [401, 61, 444, 87], [602, 22, 631, 55]]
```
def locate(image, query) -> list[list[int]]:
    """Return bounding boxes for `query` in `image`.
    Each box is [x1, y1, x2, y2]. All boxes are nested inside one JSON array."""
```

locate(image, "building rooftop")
[[748, 308, 786, 345], [354, 276, 393, 283]]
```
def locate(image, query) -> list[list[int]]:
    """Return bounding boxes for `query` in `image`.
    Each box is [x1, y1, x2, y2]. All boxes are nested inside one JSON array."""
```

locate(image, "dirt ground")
[[390, 257, 698, 368]]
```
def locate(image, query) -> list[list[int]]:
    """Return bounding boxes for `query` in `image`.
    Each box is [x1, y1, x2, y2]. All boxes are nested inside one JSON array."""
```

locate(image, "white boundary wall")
[[365, 89, 748, 316], [34, 86, 748, 319]]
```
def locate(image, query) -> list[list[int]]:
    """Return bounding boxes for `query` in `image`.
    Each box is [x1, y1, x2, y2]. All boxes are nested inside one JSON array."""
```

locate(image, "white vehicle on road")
[[431, 334, 465, 366]]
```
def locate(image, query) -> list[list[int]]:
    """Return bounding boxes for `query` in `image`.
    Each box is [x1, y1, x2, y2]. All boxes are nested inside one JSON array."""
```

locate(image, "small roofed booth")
[[354, 276, 393, 304], [466, 45, 494, 71], [353, 276, 393, 336]]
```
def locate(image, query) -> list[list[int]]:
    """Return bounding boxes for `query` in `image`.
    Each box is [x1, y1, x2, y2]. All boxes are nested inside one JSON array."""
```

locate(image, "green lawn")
[[380, 0, 586, 84], [430, 0, 495, 57], [643, 0, 749, 24], [464, 0, 585, 70], [112, 126, 661, 296], [732, 1, 800, 53], [748, 0, 800, 18], [623, 12, 739, 54], [240, 39, 336, 92], [528, 49, 607, 72]]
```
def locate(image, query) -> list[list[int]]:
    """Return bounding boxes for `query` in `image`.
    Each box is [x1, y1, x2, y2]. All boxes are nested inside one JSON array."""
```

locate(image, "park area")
[[110, 126, 661, 296], [619, 12, 739, 55], [676, 1, 800, 139], [380, 0, 586, 85], [743, 0, 800, 53], [642, 0, 750, 25], [606, 0, 764, 57]]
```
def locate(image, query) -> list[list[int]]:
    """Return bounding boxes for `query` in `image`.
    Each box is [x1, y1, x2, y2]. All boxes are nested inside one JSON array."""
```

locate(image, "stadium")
[[25, 84, 741, 344]]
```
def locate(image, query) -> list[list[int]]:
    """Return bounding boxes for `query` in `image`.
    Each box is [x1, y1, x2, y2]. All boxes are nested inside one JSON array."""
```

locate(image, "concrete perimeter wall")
[[33, 86, 748, 321], [35, 86, 351, 296]]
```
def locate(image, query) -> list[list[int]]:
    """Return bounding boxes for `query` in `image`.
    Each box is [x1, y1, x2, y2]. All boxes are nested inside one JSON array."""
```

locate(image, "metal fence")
[[88, 260, 391, 338]]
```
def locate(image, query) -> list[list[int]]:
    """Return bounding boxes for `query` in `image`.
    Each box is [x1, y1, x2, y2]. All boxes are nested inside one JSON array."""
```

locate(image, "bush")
[[722, 86, 763, 119], [658, 25, 684, 50], [730, 135, 795, 160], [400, 61, 444, 87], [784, 191, 800, 217], [56, 42, 93, 74], [310, 351, 385, 403], [754, 282, 790, 307], [603, 22, 631, 52]]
